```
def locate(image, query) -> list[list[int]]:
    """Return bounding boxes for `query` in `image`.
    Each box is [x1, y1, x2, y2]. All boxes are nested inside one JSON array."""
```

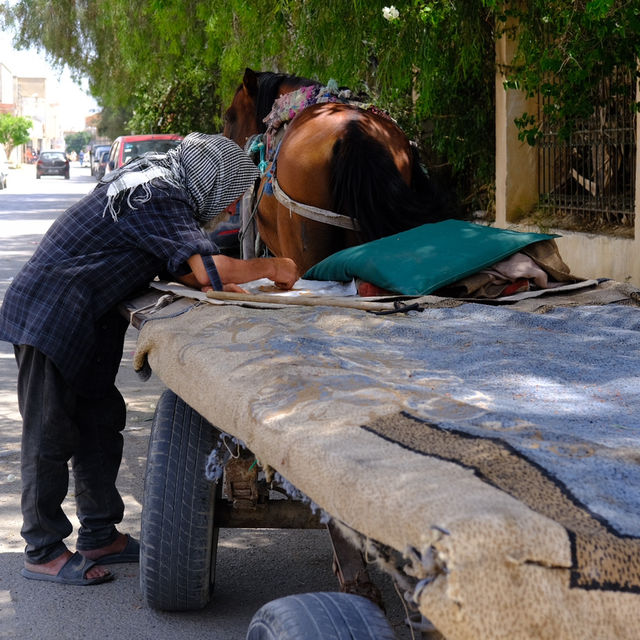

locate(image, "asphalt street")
[[0, 163, 411, 640]]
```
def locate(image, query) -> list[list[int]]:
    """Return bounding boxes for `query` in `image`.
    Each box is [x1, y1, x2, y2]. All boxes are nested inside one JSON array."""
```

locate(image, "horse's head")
[[223, 68, 262, 148], [224, 68, 321, 148]]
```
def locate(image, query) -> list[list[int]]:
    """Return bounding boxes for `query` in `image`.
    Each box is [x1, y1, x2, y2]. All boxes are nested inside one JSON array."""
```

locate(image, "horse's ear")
[[243, 68, 259, 98]]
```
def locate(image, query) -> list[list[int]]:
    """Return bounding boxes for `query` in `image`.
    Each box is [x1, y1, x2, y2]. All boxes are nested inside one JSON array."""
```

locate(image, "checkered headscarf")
[[100, 133, 259, 223]]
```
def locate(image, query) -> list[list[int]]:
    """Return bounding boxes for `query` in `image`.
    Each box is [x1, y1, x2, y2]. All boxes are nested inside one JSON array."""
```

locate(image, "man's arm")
[[186, 254, 299, 291]]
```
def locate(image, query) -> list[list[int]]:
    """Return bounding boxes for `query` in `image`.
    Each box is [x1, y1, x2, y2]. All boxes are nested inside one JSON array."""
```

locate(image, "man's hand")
[[222, 283, 249, 293], [212, 254, 299, 291], [267, 257, 299, 290]]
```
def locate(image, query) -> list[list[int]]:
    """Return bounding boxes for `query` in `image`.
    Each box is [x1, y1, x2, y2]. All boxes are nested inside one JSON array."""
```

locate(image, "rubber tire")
[[140, 389, 221, 611], [246, 592, 397, 640]]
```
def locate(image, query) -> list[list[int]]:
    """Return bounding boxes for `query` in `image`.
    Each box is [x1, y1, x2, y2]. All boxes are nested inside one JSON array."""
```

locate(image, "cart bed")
[[131, 281, 640, 640]]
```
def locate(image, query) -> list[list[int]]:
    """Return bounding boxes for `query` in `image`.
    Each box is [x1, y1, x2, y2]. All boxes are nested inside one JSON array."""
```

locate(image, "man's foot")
[[23, 550, 112, 584], [78, 532, 139, 564]]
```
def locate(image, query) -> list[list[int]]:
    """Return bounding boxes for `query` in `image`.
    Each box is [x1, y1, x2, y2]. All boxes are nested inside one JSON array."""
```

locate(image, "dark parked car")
[[91, 144, 111, 178], [36, 151, 70, 180], [209, 211, 242, 257], [95, 149, 110, 180]]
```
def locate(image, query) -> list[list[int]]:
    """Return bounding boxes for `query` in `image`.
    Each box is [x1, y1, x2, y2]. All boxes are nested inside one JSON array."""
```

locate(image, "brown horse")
[[223, 68, 446, 274]]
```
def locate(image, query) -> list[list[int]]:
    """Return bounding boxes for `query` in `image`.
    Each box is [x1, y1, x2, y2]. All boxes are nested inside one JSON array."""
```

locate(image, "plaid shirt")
[[0, 182, 216, 395]]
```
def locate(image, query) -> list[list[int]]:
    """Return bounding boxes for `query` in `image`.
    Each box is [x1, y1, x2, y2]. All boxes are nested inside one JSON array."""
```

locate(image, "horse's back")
[[276, 102, 444, 242], [276, 102, 412, 210], [225, 73, 449, 270]]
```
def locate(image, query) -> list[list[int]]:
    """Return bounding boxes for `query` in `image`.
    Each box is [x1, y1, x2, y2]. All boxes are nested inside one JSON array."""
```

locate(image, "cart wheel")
[[140, 389, 221, 611], [246, 592, 397, 640]]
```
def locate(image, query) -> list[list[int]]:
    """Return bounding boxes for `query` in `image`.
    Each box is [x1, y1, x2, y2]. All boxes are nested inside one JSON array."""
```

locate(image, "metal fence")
[[537, 70, 636, 226]]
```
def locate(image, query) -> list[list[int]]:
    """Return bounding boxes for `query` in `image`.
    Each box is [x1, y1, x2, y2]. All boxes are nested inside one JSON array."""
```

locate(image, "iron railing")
[[537, 69, 636, 226]]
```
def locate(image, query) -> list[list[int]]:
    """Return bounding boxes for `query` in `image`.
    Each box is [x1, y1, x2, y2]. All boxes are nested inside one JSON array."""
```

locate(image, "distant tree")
[[97, 105, 135, 140], [0, 113, 33, 158], [65, 131, 92, 155]]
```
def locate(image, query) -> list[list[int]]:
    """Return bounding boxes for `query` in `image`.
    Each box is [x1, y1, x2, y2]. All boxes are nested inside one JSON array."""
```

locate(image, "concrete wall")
[[494, 35, 640, 287]]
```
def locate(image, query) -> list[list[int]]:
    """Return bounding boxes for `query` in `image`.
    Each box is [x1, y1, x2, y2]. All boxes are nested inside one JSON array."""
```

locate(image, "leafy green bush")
[[3, 0, 638, 213], [489, 0, 640, 142]]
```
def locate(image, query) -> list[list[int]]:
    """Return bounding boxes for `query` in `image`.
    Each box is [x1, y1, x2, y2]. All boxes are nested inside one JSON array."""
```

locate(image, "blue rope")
[[262, 139, 284, 196], [249, 136, 268, 175]]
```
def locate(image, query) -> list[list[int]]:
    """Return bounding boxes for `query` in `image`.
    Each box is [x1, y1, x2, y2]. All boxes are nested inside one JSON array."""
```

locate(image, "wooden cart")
[[124, 280, 640, 639]]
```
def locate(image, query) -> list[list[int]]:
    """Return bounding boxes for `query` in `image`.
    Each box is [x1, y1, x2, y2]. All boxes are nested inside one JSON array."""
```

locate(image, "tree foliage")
[[1, 0, 638, 210], [0, 113, 33, 157], [127, 67, 222, 134], [97, 106, 134, 141], [65, 131, 92, 154], [487, 0, 640, 143]]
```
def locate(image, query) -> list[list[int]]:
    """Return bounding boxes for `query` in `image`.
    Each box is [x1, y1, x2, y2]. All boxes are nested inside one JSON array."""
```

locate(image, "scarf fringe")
[[102, 164, 182, 221]]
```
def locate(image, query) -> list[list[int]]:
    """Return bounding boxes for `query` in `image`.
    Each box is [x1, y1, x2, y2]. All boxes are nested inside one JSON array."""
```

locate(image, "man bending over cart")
[[0, 133, 298, 586]]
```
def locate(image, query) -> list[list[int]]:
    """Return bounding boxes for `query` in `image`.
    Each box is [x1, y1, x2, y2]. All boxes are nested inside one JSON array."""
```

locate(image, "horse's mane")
[[255, 72, 320, 131], [331, 119, 448, 240]]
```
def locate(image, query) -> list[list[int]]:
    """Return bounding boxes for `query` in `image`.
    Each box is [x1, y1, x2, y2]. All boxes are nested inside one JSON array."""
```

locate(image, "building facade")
[[0, 62, 67, 164]]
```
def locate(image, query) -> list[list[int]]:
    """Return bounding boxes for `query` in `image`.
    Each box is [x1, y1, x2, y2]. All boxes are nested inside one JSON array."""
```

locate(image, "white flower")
[[382, 5, 400, 21]]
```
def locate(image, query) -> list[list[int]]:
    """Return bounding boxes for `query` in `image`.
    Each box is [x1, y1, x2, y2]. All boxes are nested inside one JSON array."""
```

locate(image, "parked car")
[[36, 151, 70, 180], [0, 145, 9, 189], [105, 134, 183, 175], [90, 144, 111, 177], [95, 149, 110, 180], [208, 211, 242, 257]]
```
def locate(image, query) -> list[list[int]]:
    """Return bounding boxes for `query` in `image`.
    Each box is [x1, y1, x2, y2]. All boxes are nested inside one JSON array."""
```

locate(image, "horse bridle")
[[269, 173, 360, 231], [244, 133, 360, 233]]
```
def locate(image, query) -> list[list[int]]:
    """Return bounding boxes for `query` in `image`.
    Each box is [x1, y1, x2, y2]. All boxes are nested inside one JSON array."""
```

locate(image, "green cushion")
[[303, 220, 558, 296]]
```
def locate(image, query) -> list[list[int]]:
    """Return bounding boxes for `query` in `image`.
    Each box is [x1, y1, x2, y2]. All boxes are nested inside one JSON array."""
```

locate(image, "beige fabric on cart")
[[133, 288, 640, 640]]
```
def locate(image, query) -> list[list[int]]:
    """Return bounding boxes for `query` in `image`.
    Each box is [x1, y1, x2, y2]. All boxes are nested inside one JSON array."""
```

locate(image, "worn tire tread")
[[140, 389, 220, 611], [246, 592, 396, 639]]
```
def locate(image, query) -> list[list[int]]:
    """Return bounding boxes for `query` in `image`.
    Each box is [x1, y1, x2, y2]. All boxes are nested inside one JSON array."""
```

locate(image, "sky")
[[0, 33, 99, 131]]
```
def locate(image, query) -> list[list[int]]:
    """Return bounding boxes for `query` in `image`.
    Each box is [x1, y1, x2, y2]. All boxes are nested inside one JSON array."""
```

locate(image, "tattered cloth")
[[133, 285, 640, 640]]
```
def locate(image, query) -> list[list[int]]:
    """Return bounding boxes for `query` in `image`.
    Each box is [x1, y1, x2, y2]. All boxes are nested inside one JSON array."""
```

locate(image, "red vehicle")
[[105, 134, 183, 175]]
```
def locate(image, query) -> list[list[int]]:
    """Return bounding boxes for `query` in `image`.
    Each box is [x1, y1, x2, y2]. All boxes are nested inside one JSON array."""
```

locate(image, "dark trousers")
[[14, 345, 126, 564]]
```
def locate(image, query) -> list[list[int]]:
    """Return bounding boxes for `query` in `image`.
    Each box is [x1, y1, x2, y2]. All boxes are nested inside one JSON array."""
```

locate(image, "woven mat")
[[133, 283, 640, 639]]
